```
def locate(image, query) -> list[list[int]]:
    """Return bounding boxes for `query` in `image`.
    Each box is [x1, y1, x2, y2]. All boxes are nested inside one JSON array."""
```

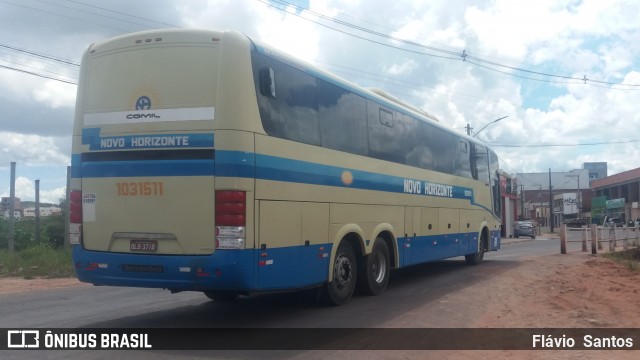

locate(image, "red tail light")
[[69, 190, 83, 245], [215, 191, 246, 249], [216, 191, 246, 226]]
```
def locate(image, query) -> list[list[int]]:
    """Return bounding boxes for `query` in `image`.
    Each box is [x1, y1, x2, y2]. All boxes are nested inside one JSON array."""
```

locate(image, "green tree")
[[45, 217, 66, 249]]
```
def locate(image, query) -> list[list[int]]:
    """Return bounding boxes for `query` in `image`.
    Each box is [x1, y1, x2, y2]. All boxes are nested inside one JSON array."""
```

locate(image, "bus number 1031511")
[[116, 182, 164, 196]]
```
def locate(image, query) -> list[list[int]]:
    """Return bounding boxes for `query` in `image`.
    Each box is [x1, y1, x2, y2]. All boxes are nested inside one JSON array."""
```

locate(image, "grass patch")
[[602, 248, 640, 271], [0, 244, 74, 279]]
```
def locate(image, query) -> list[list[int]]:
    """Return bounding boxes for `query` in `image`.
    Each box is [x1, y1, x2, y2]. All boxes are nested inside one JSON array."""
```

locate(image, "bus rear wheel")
[[357, 237, 390, 295], [321, 241, 357, 306]]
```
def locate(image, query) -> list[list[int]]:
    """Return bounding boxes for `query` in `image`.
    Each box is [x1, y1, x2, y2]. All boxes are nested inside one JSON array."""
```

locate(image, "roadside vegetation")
[[0, 215, 74, 278], [603, 248, 640, 271]]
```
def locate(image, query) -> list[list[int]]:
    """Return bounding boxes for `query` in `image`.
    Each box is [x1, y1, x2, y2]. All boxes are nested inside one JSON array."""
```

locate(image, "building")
[[591, 167, 640, 224], [516, 169, 591, 228], [1, 197, 21, 218], [500, 170, 518, 238], [584, 162, 608, 185], [2, 209, 21, 220], [22, 206, 63, 217]]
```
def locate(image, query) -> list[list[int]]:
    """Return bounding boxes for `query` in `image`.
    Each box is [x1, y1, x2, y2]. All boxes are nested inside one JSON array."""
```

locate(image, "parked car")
[[607, 218, 625, 228], [514, 221, 536, 239]]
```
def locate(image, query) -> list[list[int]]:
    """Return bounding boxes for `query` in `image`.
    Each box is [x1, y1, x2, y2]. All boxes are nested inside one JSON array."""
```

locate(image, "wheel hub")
[[334, 255, 352, 289]]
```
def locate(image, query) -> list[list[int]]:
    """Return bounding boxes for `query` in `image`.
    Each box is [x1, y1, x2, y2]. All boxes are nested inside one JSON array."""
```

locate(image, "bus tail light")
[[215, 191, 246, 249], [69, 190, 83, 245]]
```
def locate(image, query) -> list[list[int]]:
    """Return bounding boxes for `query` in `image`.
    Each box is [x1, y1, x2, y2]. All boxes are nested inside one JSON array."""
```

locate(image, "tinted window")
[[457, 141, 472, 178], [253, 52, 320, 146], [251, 48, 495, 183], [318, 80, 367, 155], [431, 127, 458, 174], [473, 144, 490, 184], [368, 102, 403, 164]]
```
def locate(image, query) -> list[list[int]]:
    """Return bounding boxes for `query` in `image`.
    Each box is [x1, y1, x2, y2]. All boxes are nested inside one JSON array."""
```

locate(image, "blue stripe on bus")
[[72, 150, 484, 208], [81, 128, 214, 150], [216, 150, 255, 178], [80, 159, 215, 177], [71, 154, 82, 178]]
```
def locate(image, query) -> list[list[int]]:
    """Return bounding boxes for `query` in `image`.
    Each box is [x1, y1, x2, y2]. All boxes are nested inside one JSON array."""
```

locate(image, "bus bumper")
[[72, 245, 255, 292]]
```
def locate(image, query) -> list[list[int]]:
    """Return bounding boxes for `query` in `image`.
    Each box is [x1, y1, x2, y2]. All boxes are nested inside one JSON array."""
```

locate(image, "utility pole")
[[549, 168, 554, 233], [520, 184, 525, 220], [8, 162, 16, 252], [35, 179, 41, 244], [65, 166, 70, 248], [465, 123, 472, 135]]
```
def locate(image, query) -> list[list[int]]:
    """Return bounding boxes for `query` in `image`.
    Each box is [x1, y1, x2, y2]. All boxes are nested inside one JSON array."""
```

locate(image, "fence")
[[560, 224, 640, 255]]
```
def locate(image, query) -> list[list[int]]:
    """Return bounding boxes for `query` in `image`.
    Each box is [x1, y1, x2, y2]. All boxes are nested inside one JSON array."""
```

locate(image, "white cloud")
[[0, 132, 69, 165], [385, 59, 418, 76], [0, 177, 66, 205], [33, 80, 76, 109]]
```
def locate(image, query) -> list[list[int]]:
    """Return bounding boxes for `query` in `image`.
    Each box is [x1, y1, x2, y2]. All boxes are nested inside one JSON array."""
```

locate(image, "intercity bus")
[[70, 28, 502, 305]]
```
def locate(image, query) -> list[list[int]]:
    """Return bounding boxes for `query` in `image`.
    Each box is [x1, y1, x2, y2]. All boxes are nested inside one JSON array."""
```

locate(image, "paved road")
[[2, 238, 560, 359]]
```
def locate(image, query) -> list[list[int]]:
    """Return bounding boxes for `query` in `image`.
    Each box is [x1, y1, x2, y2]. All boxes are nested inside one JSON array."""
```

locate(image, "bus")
[[70, 28, 502, 306]]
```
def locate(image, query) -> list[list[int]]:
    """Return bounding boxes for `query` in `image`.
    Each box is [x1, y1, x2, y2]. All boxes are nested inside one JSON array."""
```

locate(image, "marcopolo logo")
[[7, 330, 40, 348], [135, 96, 152, 110], [128, 95, 160, 120]]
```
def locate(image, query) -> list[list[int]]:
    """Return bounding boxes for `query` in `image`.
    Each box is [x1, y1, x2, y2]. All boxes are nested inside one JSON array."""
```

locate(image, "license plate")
[[130, 240, 157, 252]]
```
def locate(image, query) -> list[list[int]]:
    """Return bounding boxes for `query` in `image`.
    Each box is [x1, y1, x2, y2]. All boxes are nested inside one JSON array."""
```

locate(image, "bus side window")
[[379, 108, 393, 127], [259, 67, 276, 98]]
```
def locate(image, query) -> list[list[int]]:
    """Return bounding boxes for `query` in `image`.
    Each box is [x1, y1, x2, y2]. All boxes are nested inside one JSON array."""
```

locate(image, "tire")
[[465, 233, 486, 265], [357, 237, 390, 296], [321, 241, 357, 306], [204, 291, 239, 302]]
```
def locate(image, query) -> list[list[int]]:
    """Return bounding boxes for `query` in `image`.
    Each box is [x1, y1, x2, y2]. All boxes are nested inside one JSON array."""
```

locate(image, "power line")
[[265, 0, 640, 89], [0, 64, 77, 85], [63, 0, 180, 28], [0, 43, 79, 67], [488, 139, 640, 148], [0, 58, 77, 81], [0, 0, 133, 33], [255, 0, 461, 61]]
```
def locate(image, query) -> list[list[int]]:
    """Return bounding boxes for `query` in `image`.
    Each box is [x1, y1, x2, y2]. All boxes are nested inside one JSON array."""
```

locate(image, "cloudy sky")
[[1, 0, 639, 203]]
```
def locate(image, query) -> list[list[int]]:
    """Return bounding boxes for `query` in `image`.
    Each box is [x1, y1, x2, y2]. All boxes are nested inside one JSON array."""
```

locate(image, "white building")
[[22, 206, 62, 217], [2, 210, 22, 220]]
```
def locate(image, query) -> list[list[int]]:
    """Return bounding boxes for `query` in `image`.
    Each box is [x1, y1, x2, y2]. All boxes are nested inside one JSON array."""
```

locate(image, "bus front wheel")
[[357, 237, 390, 295], [465, 233, 487, 265], [321, 241, 357, 306]]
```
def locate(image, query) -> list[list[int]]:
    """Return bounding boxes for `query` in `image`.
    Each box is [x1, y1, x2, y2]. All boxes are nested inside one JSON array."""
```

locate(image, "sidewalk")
[[501, 229, 559, 245]]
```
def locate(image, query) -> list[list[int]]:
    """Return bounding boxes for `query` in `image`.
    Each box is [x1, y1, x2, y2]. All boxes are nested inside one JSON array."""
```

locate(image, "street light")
[[472, 116, 509, 137]]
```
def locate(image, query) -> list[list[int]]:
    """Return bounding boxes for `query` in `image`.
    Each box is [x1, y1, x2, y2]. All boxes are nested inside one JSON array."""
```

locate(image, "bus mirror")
[[259, 67, 276, 98]]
